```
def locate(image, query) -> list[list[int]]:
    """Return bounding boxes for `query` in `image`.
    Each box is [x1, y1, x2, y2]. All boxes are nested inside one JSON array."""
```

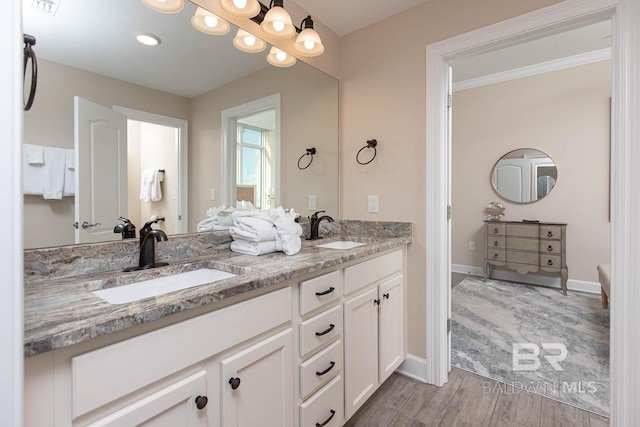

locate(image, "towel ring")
[[297, 147, 316, 170], [356, 139, 377, 165], [23, 34, 38, 112]]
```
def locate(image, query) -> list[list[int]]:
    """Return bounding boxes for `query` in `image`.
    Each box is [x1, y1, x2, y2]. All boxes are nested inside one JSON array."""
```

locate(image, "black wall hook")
[[298, 147, 316, 170], [356, 139, 378, 165]]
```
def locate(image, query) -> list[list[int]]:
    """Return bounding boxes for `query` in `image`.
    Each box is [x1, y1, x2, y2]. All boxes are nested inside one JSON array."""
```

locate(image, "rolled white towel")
[[230, 240, 277, 256], [230, 216, 276, 242], [274, 215, 303, 255]]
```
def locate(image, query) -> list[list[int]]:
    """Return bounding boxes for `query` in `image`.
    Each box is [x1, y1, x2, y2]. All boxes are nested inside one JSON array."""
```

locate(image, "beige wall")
[[339, 0, 562, 358], [452, 60, 611, 283], [23, 59, 189, 249], [189, 64, 339, 229]]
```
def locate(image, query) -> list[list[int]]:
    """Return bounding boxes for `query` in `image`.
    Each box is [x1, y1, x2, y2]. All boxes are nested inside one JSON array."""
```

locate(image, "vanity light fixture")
[[220, 0, 261, 18], [260, 0, 295, 39], [135, 32, 161, 46], [267, 46, 296, 67], [191, 7, 230, 35], [233, 29, 267, 53], [294, 15, 324, 57], [140, 0, 184, 14]]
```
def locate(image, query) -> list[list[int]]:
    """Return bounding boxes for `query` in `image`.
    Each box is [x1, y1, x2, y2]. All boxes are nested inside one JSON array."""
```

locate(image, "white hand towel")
[[23, 152, 43, 195], [63, 164, 75, 197], [274, 216, 303, 255], [65, 149, 75, 170], [229, 216, 276, 242], [230, 240, 277, 256], [140, 169, 154, 203], [151, 170, 163, 202], [24, 144, 44, 165], [42, 147, 67, 200]]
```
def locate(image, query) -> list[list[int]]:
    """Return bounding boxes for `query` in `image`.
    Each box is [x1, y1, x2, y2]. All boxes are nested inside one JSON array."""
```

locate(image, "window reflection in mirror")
[[491, 148, 557, 203]]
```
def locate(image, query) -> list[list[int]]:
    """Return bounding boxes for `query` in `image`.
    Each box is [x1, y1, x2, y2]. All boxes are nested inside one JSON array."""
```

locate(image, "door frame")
[[113, 106, 189, 234], [425, 0, 640, 424], [221, 93, 281, 208]]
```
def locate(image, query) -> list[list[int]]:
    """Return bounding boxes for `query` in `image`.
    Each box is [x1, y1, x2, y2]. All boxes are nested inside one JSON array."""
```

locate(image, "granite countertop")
[[24, 225, 410, 358]]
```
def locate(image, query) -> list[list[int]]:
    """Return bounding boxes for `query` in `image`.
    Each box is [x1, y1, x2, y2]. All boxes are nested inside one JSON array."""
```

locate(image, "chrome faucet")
[[309, 210, 334, 240], [123, 220, 169, 272]]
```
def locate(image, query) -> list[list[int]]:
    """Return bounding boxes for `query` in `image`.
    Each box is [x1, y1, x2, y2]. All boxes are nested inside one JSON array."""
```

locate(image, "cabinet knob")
[[195, 395, 208, 410], [547, 231, 553, 237], [493, 228, 499, 234], [316, 409, 336, 427], [229, 377, 241, 390], [383, 293, 390, 300], [547, 259, 554, 266], [493, 253, 498, 259], [315, 287, 335, 296], [493, 241, 499, 247], [548, 245, 553, 252], [373, 299, 381, 305]]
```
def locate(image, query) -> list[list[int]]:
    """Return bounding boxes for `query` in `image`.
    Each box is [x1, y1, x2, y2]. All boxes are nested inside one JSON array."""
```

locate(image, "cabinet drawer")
[[506, 224, 538, 238], [540, 225, 562, 240], [300, 305, 342, 357], [487, 237, 505, 249], [300, 340, 342, 400], [487, 223, 505, 236], [300, 270, 342, 315], [72, 287, 291, 419], [540, 254, 562, 271], [507, 251, 539, 265], [486, 249, 505, 262], [300, 375, 343, 427], [540, 240, 561, 254], [344, 250, 403, 295], [506, 237, 538, 252]]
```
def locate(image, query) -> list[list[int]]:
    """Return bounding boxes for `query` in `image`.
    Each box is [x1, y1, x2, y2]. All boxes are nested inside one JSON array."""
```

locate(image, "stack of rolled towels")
[[229, 207, 303, 256]]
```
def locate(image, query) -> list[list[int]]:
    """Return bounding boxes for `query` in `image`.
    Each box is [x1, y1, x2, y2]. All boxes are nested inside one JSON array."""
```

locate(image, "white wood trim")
[[426, 0, 640, 424], [112, 106, 189, 234], [1, 0, 23, 425], [396, 354, 427, 383], [453, 48, 611, 92]]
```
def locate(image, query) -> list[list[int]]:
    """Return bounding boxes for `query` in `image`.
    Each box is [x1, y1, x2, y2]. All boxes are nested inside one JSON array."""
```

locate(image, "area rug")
[[451, 276, 610, 416]]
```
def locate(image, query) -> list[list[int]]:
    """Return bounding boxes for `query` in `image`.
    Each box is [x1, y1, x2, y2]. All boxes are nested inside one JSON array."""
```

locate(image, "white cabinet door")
[[220, 329, 293, 427], [87, 371, 208, 427], [378, 275, 405, 383], [343, 287, 379, 419]]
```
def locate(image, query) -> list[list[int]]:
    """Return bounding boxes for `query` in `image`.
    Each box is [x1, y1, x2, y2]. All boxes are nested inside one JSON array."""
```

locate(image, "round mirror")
[[491, 148, 557, 203]]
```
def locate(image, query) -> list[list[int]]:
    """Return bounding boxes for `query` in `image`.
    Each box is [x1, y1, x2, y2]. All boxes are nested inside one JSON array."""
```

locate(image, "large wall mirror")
[[491, 148, 557, 203], [22, 0, 338, 249]]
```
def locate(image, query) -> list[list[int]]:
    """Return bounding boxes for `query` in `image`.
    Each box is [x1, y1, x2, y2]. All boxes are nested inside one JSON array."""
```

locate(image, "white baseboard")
[[451, 264, 601, 294], [396, 354, 428, 383]]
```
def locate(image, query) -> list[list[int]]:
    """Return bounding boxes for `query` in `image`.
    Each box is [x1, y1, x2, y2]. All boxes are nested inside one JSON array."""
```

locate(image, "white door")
[[220, 329, 293, 427], [493, 158, 529, 202], [378, 275, 405, 383], [74, 96, 128, 243]]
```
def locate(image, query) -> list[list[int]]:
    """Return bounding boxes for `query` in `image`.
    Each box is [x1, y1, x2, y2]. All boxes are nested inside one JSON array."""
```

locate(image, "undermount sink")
[[92, 268, 237, 305], [316, 241, 367, 250]]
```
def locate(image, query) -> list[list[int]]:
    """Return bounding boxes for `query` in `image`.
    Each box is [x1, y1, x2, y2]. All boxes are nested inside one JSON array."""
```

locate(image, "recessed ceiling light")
[[135, 32, 161, 46]]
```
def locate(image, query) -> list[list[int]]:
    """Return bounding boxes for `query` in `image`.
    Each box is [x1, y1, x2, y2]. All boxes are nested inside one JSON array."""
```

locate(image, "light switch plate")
[[210, 189, 215, 201], [368, 195, 379, 213], [308, 195, 317, 211]]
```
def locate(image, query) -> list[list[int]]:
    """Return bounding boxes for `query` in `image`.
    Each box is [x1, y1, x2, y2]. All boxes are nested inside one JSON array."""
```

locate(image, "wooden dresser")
[[484, 220, 568, 294]]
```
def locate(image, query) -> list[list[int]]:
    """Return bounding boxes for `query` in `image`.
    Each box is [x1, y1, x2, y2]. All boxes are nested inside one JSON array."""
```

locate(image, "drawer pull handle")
[[383, 293, 390, 299], [195, 395, 208, 410], [494, 241, 499, 247], [548, 245, 553, 252], [374, 299, 381, 305], [315, 287, 335, 296], [547, 231, 553, 237], [316, 409, 336, 427], [547, 259, 554, 266], [229, 377, 241, 390], [493, 253, 498, 259], [316, 361, 336, 376], [315, 324, 335, 336], [493, 228, 499, 234]]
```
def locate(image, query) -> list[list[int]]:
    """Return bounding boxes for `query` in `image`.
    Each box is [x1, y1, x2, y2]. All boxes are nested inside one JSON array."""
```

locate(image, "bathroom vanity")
[[24, 221, 410, 427]]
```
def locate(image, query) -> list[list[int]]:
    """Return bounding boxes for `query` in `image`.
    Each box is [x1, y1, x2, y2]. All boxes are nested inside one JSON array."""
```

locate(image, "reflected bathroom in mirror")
[[491, 148, 557, 203], [22, 0, 339, 249]]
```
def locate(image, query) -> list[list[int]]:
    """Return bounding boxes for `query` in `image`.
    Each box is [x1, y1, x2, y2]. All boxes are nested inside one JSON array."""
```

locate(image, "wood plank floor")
[[344, 369, 609, 427]]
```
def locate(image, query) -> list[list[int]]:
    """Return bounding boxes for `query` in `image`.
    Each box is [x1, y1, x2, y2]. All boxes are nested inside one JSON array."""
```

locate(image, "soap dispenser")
[[113, 217, 136, 239]]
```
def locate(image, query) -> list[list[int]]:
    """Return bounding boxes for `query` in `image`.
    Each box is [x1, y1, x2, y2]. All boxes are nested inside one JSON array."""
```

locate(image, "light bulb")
[[233, 0, 247, 7], [276, 51, 287, 62], [204, 15, 218, 27], [244, 35, 256, 46], [272, 21, 285, 32], [304, 40, 315, 50]]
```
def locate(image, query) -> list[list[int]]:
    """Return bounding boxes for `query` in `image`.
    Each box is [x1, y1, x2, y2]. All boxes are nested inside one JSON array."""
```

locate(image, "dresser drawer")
[[506, 224, 538, 238], [300, 270, 342, 315], [487, 223, 505, 236], [486, 249, 505, 263], [540, 240, 561, 254], [300, 340, 342, 400], [300, 305, 342, 357], [300, 375, 343, 427], [540, 225, 562, 240], [540, 254, 562, 271], [487, 236, 505, 249], [506, 237, 538, 252], [507, 251, 539, 265]]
